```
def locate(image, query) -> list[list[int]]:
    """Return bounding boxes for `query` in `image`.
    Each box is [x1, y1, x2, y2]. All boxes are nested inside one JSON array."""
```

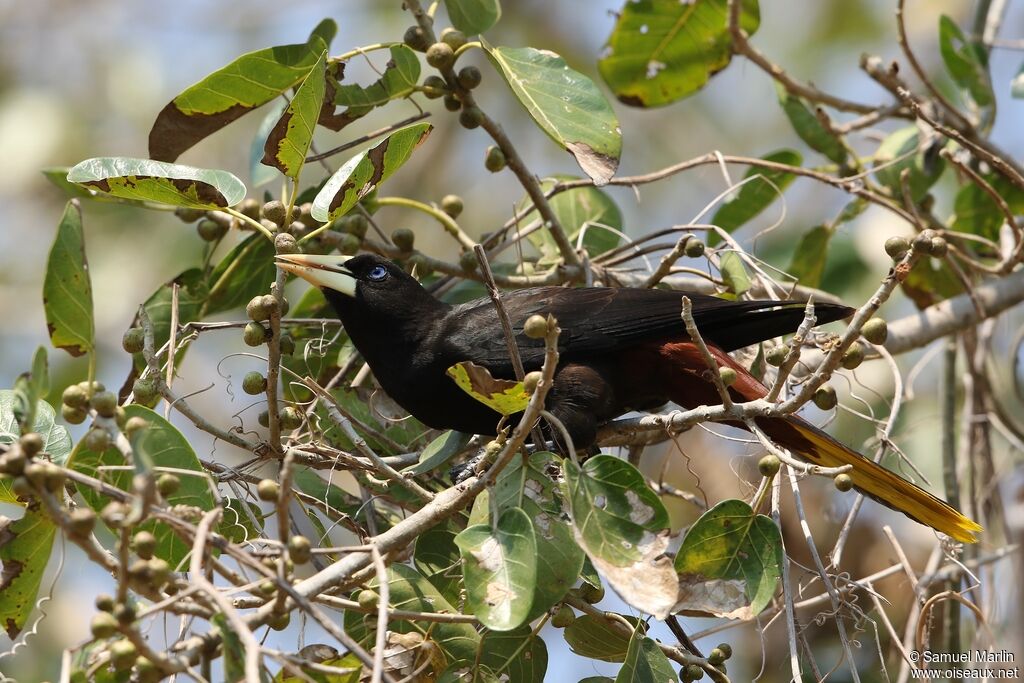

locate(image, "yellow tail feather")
[[767, 417, 982, 543]]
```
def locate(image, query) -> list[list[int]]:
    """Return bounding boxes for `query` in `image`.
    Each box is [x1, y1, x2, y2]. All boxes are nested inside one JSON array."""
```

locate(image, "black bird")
[[276, 252, 981, 542]]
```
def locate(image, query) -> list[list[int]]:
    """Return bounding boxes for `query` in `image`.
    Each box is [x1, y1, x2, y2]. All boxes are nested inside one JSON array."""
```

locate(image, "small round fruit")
[[238, 198, 261, 220], [135, 657, 161, 683], [523, 315, 548, 339], [457, 65, 482, 90], [157, 473, 180, 497], [551, 604, 575, 628], [758, 454, 781, 477], [275, 232, 298, 254], [716, 643, 733, 660], [279, 333, 295, 356], [391, 228, 415, 252], [684, 238, 706, 258], [834, 473, 854, 492], [357, 589, 379, 610], [884, 236, 910, 259], [90, 612, 119, 639], [10, 476, 33, 499], [484, 145, 507, 172], [459, 106, 484, 129], [718, 367, 737, 387], [257, 410, 271, 428], [196, 218, 227, 242], [113, 602, 136, 624], [79, 380, 106, 394], [61, 404, 87, 425], [100, 502, 127, 527], [19, 432, 43, 456], [841, 341, 866, 370], [246, 295, 272, 322], [132, 531, 157, 560], [62, 384, 89, 409], [279, 406, 303, 431], [440, 194, 464, 218], [95, 594, 115, 612], [174, 207, 205, 223], [243, 322, 268, 347], [24, 462, 47, 487], [929, 236, 948, 257], [90, 391, 118, 418], [83, 427, 111, 452], [132, 378, 159, 405], [268, 612, 290, 631], [288, 535, 312, 564], [68, 507, 97, 537], [523, 371, 542, 394], [148, 558, 171, 587], [422, 74, 447, 98], [765, 345, 789, 367], [109, 639, 138, 670], [443, 94, 462, 112], [459, 250, 479, 272], [426, 42, 455, 70], [1, 450, 26, 476], [257, 479, 280, 502], [261, 200, 287, 226], [339, 233, 362, 255], [682, 663, 705, 681], [122, 327, 145, 354], [440, 27, 467, 50], [580, 582, 605, 604], [707, 647, 726, 666], [124, 416, 149, 435], [128, 559, 152, 582], [403, 25, 429, 51], [812, 384, 838, 410], [861, 318, 888, 345], [242, 372, 267, 395]]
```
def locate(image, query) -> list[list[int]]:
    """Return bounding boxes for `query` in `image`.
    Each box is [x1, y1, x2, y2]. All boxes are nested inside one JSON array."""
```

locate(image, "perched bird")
[[276, 252, 981, 542]]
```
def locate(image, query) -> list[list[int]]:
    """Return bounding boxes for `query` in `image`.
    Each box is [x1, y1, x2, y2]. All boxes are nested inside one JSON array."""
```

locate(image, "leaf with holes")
[[67, 158, 246, 209], [486, 44, 621, 185], [43, 200, 94, 357], [517, 176, 623, 264], [311, 122, 433, 222], [445, 0, 501, 34], [263, 49, 328, 179], [68, 406, 215, 569], [710, 150, 801, 241], [455, 506, 537, 631], [0, 501, 57, 639], [938, 15, 992, 107], [674, 498, 782, 618], [148, 20, 334, 161], [446, 361, 529, 416], [599, 0, 760, 107]]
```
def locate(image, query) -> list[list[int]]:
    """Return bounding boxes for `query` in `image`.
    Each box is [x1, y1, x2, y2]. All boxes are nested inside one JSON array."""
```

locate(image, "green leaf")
[[617, 630, 679, 683], [44, 200, 94, 357], [674, 498, 782, 618], [414, 520, 465, 605], [455, 506, 537, 631], [710, 150, 801, 239], [319, 387, 428, 456], [777, 87, 847, 164], [951, 174, 1024, 240], [149, 26, 331, 161], [405, 430, 472, 476], [311, 122, 433, 222], [343, 563, 480, 664], [445, 0, 501, 34], [0, 393, 72, 478], [204, 234, 276, 316], [10, 347, 49, 434], [719, 251, 752, 296], [331, 46, 421, 127], [485, 45, 621, 185], [938, 15, 993, 107], [787, 225, 833, 288], [873, 127, 944, 202], [490, 452, 584, 621], [563, 614, 646, 663], [68, 405, 215, 569], [132, 268, 210, 374], [41, 167, 96, 199], [478, 626, 547, 682], [562, 455, 668, 568], [67, 158, 246, 209], [275, 653, 361, 683], [598, 0, 760, 107], [212, 613, 249, 683], [262, 50, 327, 180], [220, 498, 265, 544], [0, 501, 57, 638], [518, 176, 623, 264]]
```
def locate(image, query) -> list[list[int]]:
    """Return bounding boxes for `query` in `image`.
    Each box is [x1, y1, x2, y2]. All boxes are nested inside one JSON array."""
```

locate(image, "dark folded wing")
[[439, 286, 852, 373]]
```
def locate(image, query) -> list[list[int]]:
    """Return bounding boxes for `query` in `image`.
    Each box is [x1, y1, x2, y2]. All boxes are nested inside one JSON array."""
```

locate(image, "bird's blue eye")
[[368, 265, 389, 282]]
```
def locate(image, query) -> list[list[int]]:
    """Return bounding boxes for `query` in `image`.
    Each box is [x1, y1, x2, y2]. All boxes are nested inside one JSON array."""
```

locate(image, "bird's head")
[[274, 252, 443, 323]]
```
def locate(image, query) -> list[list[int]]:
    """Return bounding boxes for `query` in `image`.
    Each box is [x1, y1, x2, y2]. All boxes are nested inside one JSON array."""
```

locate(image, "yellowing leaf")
[[446, 361, 529, 416]]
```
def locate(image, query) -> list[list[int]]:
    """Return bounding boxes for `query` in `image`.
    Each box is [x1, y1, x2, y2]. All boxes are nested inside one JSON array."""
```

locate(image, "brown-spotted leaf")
[[43, 200, 94, 357], [66, 157, 245, 209], [262, 49, 328, 179]]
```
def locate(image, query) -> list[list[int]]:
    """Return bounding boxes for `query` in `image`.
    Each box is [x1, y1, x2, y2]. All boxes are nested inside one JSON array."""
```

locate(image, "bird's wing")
[[440, 287, 852, 374]]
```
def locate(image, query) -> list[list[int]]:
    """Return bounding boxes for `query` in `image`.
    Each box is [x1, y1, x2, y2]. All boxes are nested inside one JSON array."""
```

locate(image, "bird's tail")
[[760, 415, 982, 543]]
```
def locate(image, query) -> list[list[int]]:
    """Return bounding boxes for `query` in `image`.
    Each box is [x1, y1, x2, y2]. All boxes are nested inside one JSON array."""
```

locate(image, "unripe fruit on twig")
[[110, 639, 137, 670], [391, 228, 415, 252], [132, 531, 156, 560], [523, 315, 548, 339], [443, 94, 462, 111], [157, 473, 180, 496], [68, 507, 96, 537], [580, 582, 605, 603], [930, 236, 948, 257], [861, 318, 888, 345], [238, 198, 261, 220], [122, 328, 144, 354], [174, 207, 204, 223], [62, 384, 89, 409], [90, 391, 118, 418], [132, 378, 159, 405], [90, 612, 119, 639], [243, 322, 268, 347], [358, 590, 380, 610], [484, 145, 507, 172], [841, 341, 865, 370], [718, 367, 737, 387], [459, 251, 479, 272], [459, 106, 484, 129], [457, 66, 482, 90], [279, 333, 295, 356], [124, 416, 149, 435], [884, 236, 910, 259], [758, 454, 781, 477], [422, 75, 447, 98], [242, 372, 267, 395], [765, 345, 788, 367], [275, 232, 298, 254], [684, 238, 705, 258], [440, 194, 464, 218], [83, 427, 111, 452], [403, 25, 429, 52], [197, 218, 226, 242], [834, 473, 854, 492], [261, 200, 287, 227], [288, 535, 312, 564], [523, 371, 542, 394], [426, 42, 455, 70], [279, 406, 303, 431], [257, 479, 280, 501], [551, 604, 575, 628], [812, 384, 838, 410], [20, 432, 43, 456], [440, 27, 467, 51]]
